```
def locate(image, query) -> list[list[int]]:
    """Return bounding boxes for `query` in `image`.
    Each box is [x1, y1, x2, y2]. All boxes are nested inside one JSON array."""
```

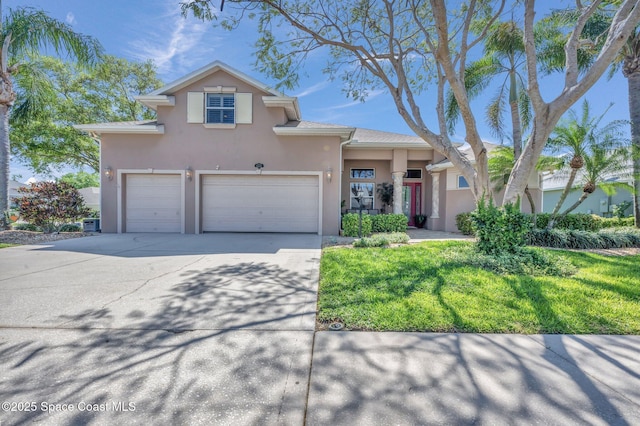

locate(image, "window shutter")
[[187, 92, 204, 123], [235, 93, 253, 124]]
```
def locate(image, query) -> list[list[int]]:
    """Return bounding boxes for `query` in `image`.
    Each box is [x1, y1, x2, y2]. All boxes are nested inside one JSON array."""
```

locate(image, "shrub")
[[12, 223, 41, 232], [596, 216, 635, 229], [456, 212, 474, 235], [14, 182, 91, 233], [534, 213, 601, 231], [342, 213, 372, 237], [528, 227, 640, 249], [371, 214, 408, 233], [442, 244, 576, 276], [353, 232, 410, 248], [471, 198, 531, 255], [59, 224, 82, 232]]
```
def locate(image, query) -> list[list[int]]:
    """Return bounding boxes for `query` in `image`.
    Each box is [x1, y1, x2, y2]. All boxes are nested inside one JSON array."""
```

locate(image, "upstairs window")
[[206, 94, 235, 124]]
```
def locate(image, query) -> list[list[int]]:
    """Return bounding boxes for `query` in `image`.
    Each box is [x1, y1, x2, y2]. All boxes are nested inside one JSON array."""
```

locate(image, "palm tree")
[[546, 100, 628, 228], [446, 21, 531, 159], [536, 9, 640, 228], [618, 29, 640, 228], [0, 4, 102, 228], [556, 142, 631, 218]]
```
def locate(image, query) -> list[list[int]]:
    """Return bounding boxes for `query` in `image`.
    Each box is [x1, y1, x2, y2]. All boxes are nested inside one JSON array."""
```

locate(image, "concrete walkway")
[[307, 332, 640, 425]]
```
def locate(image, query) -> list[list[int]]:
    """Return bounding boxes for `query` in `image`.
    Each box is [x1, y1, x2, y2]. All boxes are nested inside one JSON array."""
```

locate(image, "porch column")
[[431, 172, 440, 219], [392, 171, 404, 214]]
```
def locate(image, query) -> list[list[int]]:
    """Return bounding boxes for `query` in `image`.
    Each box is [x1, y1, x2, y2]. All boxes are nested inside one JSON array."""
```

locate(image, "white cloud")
[[126, 1, 219, 78], [294, 80, 331, 98], [66, 12, 76, 25], [320, 89, 385, 111]]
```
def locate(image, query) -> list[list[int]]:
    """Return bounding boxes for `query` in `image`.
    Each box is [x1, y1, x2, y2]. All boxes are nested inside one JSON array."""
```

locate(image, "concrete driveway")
[[0, 233, 321, 425]]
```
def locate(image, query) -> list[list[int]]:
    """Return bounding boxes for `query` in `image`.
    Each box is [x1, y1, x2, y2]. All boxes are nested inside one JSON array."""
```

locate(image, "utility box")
[[599, 198, 609, 214], [83, 218, 100, 232]]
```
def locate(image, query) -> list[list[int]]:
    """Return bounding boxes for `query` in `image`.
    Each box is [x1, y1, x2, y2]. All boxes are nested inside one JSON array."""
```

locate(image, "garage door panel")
[[202, 174, 319, 233], [126, 174, 182, 233]]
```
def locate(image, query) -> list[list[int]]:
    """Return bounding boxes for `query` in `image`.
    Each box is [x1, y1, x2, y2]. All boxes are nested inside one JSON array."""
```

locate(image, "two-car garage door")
[[202, 174, 319, 233], [123, 173, 319, 233]]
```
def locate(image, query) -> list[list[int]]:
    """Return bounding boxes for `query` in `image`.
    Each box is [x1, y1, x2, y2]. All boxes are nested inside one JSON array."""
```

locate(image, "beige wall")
[[101, 70, 342, 235]]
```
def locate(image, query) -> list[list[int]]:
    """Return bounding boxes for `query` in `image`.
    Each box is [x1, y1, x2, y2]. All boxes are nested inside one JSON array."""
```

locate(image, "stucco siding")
[[542, 186, 634, 216], [100, 70, 342, 235]]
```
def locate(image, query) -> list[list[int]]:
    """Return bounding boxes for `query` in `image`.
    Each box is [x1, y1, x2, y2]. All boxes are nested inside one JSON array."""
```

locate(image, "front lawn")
[[318, 241, 640, 334], [0, 243, 16, 249]]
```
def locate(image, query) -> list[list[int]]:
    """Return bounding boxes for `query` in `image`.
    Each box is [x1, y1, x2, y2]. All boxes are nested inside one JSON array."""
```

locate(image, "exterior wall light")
[[326, 167, 333, 183], [104, 167, 114, 181], [186, 167, 193, 181], [254, 162, 264, 174]]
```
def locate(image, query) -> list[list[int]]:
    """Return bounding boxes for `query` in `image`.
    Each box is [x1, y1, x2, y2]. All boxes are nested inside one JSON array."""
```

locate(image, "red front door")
[[402, 183, 421, 226]]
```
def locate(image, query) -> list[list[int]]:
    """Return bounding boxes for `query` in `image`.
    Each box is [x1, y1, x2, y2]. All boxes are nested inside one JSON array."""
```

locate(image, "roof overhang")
[[149, 60, 286, 97], [74, 123, 165, 135], [135, 95, 175, 110], [263, 96, 301, 121], [425, 161, 452, 172], [272, 126, 355, 142], [346, 142, 432, 149]]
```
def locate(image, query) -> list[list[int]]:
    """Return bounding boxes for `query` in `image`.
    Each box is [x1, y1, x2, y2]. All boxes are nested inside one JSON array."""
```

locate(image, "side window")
[[458, 175, 470, 188], [206, 94, 235, 124]]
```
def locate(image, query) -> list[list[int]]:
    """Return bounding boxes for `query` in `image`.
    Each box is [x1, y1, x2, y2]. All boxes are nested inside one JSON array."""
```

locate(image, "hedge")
[[371, 214, 408, 233], [527, 227, 640, 249], [342, 213, 372, 237], [456, 211, 635, 235]]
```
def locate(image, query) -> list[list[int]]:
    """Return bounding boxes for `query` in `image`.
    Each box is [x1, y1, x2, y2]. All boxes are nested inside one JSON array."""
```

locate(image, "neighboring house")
[[78, 187, 100, 212], [542, 169, 634, 216], [8, 180, 27, 208], [75, 60, 540, 235]]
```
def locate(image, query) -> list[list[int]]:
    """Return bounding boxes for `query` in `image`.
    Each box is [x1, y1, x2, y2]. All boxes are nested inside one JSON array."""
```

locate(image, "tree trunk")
[[0, 104, 9, 229], [627, 68, 640, 228], [547, 167, 579, 229], [509, 70, 522, 160], [558, 190, 591, 218], [524, 185, 536, 226]]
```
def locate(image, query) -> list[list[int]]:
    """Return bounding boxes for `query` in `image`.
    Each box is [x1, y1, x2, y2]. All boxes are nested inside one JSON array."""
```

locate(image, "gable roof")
[[150, 60, 285, 97]]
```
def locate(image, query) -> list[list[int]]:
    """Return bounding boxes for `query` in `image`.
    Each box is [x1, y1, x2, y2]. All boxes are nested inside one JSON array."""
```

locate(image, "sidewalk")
[[306, 332, 640, 425]]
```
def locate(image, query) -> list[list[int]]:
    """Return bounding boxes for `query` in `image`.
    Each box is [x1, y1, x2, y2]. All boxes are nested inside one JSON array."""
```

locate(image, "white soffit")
[[135, 95, 176, 110], [262, 96, 301, 121], [74, 123, 164, 135]]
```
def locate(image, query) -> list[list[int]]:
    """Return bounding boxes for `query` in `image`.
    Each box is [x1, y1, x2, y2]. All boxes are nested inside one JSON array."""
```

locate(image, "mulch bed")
[[0, 230, 92, 245]]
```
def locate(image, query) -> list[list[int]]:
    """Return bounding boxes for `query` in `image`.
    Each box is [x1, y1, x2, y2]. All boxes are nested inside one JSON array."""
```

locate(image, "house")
[[542, 168, 634, 216], [9, 180, 27, 208], [78, 187, 101, 212], [75, 60, 541, 235]]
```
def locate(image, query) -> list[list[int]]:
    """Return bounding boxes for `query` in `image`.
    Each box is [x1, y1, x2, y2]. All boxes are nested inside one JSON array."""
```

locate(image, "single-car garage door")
[[126, 174, 182, 232], [202, 174, 319, 233]]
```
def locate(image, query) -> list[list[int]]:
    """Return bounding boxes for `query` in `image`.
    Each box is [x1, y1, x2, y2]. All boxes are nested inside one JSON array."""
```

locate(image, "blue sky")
[[5, 0, 631, 182]]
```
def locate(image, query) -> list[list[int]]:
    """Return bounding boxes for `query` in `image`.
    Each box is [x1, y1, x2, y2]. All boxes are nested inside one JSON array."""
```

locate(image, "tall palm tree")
[[0, 4, 102, 228], [618, 29, 640, 228], [446, 21, 531, 159], [546, 100, 628, 228]]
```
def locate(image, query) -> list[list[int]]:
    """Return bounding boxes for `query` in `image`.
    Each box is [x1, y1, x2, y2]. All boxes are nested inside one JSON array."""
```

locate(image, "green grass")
[[0, 243, 16, 249], [319, 241, 640, 334]]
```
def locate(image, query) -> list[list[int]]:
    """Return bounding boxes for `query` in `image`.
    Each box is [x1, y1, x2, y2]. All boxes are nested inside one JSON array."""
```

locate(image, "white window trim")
[[349, 167, 376, 180], [205, 93, 235, 125], [194, 170, 323, 235], [349, 182, 375, 209], [116, 169, 186, 234]]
